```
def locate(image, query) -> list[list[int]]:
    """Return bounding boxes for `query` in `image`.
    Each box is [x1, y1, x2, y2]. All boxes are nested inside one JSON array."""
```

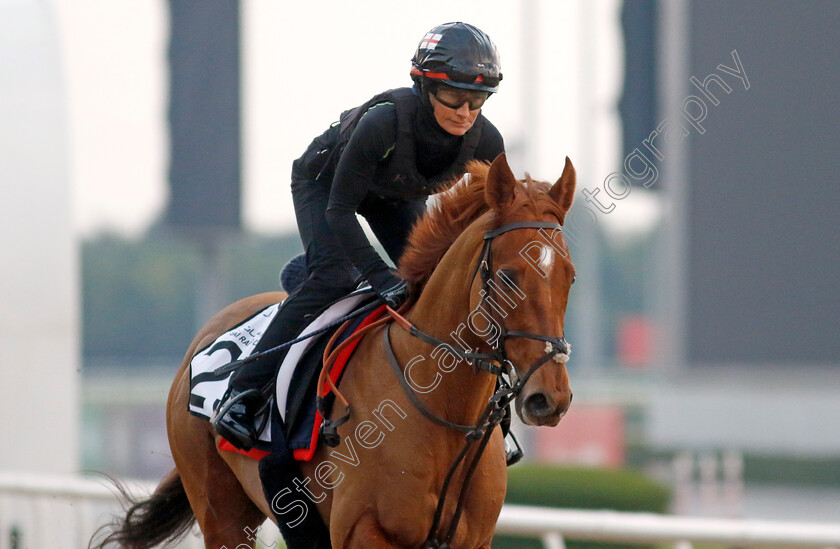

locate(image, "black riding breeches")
[[228, 178, 425, 393]]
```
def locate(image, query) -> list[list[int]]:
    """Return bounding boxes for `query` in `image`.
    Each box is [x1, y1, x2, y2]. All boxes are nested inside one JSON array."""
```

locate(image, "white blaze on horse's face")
[[481, 153, 577, 428], [538, 244, 555, 273], [510, 237, 574, 428]]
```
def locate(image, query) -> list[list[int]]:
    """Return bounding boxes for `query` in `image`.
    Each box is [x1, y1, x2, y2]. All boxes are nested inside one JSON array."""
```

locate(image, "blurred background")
[[2, 0, 838, 537]]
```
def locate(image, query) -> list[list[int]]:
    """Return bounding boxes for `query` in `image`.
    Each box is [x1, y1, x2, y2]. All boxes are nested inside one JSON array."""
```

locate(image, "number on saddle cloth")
[[191, 289, 382, 456]]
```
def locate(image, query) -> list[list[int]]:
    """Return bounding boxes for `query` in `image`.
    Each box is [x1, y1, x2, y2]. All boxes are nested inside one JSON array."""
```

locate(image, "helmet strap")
[[418, 77, 437, 112]]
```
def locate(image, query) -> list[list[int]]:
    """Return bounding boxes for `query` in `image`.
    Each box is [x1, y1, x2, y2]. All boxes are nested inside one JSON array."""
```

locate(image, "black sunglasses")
[[432, 85, 491, 111]]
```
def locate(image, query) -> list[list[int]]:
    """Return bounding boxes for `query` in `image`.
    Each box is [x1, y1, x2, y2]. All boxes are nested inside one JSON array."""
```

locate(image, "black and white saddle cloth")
[[188, 289, 377, 453]]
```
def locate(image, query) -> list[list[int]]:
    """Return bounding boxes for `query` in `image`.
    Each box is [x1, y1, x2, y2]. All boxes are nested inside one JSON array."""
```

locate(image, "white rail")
[[496, 505, 840, 548], [2, 472, 840, 549], [0, 472, 204, 549]]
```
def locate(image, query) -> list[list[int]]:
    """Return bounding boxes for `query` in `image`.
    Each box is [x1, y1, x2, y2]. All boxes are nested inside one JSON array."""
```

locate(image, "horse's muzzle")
[[519, 390, 572, 426]]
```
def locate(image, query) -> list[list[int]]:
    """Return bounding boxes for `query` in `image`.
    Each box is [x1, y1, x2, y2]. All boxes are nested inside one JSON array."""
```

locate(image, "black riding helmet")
[[410, 22, 502, 94]]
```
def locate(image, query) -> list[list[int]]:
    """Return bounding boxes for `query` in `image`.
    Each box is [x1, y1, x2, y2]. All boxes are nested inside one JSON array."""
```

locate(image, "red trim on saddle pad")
[[294, 304, 388, 461], [217, 439, 270, 460]]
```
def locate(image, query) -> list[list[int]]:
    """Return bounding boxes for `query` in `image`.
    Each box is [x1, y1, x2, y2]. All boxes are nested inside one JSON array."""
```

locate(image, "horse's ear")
[[549, 156, 576, 214], [486, 153, 517, 211]]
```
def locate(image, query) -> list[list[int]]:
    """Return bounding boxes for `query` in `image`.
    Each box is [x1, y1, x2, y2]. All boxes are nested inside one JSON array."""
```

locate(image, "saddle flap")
[[189, 289, 383, 460]]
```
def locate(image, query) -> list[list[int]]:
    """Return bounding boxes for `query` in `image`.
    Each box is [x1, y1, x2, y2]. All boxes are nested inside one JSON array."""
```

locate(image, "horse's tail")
[[89, 469, 195, 549]]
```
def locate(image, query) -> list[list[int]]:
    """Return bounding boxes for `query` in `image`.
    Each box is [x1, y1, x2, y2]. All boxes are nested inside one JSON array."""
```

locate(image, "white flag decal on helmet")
[[420, 33, 442, 50]]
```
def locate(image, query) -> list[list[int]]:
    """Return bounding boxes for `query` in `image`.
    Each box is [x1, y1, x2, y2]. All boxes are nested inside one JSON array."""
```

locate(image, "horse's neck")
[[395, 224, 497, 423]]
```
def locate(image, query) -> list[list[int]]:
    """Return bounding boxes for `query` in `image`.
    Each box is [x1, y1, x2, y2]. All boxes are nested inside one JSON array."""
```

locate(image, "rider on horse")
[[212, 22, 506, 452]]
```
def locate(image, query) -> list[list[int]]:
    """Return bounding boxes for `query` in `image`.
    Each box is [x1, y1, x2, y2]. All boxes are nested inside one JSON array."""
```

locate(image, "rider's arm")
[[325, 104, 399, 283]]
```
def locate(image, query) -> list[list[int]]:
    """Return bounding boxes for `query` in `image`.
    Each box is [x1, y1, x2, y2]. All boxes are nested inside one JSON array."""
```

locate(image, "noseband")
[[384, 219, 573, 548]]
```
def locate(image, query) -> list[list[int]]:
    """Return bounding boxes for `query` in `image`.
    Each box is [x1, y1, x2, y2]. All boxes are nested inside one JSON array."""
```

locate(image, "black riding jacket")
[[292, 86, 504, 283]]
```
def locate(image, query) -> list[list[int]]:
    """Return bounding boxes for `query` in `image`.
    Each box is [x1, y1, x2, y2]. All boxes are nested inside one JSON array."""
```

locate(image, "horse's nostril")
[[524, 393, 552, 418]]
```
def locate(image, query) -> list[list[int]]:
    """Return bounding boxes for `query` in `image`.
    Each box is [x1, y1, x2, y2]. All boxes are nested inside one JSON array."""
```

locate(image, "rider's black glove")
[[368, 269, 410, 309]]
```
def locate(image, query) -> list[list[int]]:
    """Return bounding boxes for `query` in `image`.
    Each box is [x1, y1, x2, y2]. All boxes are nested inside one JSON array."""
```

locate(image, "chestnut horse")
[[93, 153, 576, 549]]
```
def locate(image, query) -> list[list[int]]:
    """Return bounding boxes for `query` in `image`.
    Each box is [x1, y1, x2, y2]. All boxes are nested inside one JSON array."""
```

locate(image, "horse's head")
[[474, 153, 576, 427]]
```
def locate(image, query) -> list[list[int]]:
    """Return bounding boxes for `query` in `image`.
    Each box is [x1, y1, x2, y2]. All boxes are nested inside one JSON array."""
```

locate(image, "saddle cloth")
[[188, 289, 385, 461]]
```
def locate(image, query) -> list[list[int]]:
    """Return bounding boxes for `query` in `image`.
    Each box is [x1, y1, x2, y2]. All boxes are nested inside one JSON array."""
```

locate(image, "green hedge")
[[493, 464, 670, 549]]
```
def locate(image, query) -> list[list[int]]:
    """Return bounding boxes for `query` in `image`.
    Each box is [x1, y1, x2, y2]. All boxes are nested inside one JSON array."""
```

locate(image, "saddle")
[[188, 287, 384, 461]]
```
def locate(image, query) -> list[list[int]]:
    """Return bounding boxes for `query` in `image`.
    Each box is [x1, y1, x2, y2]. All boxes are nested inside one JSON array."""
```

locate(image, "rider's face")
[[430, 92, 480, 136]]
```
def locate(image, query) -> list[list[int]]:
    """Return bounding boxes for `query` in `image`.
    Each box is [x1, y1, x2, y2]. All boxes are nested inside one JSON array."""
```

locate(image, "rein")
[[319, 219, 572, 548], [211, 297, 384, 378]]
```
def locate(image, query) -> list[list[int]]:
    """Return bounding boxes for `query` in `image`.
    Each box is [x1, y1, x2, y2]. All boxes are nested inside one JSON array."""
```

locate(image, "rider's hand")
[[368, 269, 410, 309]]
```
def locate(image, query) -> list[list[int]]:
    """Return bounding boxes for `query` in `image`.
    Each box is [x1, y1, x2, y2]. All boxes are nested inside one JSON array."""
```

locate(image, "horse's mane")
[[399, 160, 567, 290], [398, 161, 491, 287]]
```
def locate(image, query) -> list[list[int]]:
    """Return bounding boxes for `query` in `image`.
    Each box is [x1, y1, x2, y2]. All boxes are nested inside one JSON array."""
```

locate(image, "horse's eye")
[[498, 268, 519, 287], [572, 275, 576, 284]]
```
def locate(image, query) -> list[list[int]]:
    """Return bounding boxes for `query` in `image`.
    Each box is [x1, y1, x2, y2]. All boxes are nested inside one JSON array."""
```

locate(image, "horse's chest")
[[372, 460, 505, 547]]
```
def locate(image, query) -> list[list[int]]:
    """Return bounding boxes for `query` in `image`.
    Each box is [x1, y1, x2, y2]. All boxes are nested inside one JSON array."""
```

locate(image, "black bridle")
[[384, 220, 572, 548], [474, 220, 572, 388]]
